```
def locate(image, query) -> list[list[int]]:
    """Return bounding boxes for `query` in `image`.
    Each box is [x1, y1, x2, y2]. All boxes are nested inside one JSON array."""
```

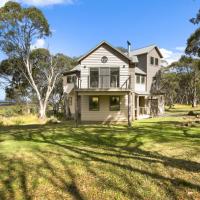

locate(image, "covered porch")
[[135, 93, 150, 120]]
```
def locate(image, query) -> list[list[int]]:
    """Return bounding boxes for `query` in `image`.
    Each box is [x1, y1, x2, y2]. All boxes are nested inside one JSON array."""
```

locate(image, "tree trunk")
[[192, 97, 197, 107], [39, 102, 47, 119], [64, 93, 71, 119], [192, 85, 197, 107]]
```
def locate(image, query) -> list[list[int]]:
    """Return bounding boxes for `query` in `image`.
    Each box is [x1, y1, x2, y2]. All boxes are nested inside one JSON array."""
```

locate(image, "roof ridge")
[[132, 44, 156, 52]]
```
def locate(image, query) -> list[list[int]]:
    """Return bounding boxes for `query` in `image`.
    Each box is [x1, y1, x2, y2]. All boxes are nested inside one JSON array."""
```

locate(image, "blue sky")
[[0, 0, 200, 99]]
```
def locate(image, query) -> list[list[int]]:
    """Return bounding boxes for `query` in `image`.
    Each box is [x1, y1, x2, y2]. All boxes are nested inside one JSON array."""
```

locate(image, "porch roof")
[[135, 91, 150, 96], [63, 65, 81, 76]]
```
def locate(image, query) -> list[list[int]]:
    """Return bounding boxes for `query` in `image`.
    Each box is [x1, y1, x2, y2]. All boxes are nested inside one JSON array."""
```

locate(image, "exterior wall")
[[81, 94, 128, 122], [63, 75, 76, 94], [80, 44, 130, 89], [134, 54, 147, 93], [135, 54, 147, 75], [147, 49, 161, 93], [129, 67, 135, 91], [68, 93, 75, 115], [135, 83, 146, 92], [63, 76, 67, 92]]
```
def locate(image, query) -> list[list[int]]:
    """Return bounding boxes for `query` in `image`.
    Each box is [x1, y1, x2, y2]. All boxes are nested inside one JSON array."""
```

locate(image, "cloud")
[[160, 47, 184, 65], [31, 39, 45, 50], [0, 0, 75, 7], [175, 46, 186, 51]]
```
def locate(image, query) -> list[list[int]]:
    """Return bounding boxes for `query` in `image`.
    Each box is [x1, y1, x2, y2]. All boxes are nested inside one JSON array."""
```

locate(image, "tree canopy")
[[185, 9, 200, 57]]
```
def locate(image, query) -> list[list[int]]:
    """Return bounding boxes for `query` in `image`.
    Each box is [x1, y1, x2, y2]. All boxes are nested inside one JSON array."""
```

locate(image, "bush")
[[4, 108, 15, 117], [46, 116, 61, 124], [188, 111, 197, 116]]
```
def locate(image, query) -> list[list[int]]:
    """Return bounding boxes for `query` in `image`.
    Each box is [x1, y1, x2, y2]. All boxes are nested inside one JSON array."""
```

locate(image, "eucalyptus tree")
[[0, 1, 63, 118], [170, 56, 200, 107], [185, 9, 200, 57]]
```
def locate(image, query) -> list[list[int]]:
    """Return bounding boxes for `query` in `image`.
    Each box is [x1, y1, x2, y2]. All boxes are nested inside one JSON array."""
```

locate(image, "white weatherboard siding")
[[147, 48, 161, 93], [69, 93, 75, 115], [135, 83, 146, 92], [81, 95, 128, 122], [80, 44, 129, 89]]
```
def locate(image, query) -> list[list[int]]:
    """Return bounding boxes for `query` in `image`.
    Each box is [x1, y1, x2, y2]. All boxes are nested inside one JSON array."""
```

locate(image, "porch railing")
[[76, 75, 130, 89]]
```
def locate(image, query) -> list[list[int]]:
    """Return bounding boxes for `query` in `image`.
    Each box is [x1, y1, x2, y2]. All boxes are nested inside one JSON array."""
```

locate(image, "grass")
[[0, 105, 200, 199]]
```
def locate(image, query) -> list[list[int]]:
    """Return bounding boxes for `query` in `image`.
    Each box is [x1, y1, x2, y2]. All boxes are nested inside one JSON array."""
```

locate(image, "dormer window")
[[150, 57, 154, 65]]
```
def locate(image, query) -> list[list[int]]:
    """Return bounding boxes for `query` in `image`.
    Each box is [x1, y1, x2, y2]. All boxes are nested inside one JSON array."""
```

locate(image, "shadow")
[[0, 121, 200, 199]]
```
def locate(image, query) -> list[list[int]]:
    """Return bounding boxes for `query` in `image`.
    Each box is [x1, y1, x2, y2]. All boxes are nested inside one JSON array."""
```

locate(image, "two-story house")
[[63, 41, 164, 124]]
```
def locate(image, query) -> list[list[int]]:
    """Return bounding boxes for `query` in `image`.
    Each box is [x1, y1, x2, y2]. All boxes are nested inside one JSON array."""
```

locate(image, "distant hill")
[[0, 100, 16, 106]]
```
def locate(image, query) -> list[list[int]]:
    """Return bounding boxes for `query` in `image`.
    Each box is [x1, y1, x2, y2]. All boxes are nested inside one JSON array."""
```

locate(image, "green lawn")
[[0, 106, 200, 199]]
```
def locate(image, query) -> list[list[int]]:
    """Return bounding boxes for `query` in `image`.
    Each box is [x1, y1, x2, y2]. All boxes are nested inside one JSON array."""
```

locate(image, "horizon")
[[0, 0, 200, 99]]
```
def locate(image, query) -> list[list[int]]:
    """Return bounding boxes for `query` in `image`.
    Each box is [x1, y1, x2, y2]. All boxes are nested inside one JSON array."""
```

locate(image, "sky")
[[0, 0, 200, 99]]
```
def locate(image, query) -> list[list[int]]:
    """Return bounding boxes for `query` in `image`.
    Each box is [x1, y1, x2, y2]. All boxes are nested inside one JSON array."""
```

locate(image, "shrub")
[[4, 108, 15, 117], [188, 111, 197, 116], [46, 116, 61, 124]]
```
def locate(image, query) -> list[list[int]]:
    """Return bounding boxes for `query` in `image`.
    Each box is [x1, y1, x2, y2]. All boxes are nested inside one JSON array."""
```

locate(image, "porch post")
[[75, 91, 79, 127], [128, 92, 131, 127], [136, 95, 140, 119]]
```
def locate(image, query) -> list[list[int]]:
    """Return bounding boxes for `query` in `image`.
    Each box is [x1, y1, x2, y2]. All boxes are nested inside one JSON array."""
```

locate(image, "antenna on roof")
[[127, 41, 131, 56]]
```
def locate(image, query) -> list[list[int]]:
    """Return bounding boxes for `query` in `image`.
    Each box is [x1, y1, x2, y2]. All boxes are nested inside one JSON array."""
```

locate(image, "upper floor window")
[[89, 96, 99, 111], [110, 96, 120, 111], [150, 57, 154, 65], [136, 75, 146, 85], [141, 76, 145, 84], [110, 68, 119, 87], [90, 68, 99, 88], [136, 75, 140, 84], [67, 75, 76, 83], [155, 58, 159, 66]]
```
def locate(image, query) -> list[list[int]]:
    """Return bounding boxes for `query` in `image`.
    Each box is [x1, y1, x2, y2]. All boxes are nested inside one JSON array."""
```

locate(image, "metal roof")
[[130, 45, 163, 58]]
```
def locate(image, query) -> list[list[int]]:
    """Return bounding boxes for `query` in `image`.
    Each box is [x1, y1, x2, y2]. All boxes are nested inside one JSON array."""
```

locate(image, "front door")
[[100, 68, 110, 88]]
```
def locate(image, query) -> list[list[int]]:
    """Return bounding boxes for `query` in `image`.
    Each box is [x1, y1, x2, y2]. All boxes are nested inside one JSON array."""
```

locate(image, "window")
[[150, 57, 154, 65], [155, 58, 159, 66], [90, 68, 99, 88], [68, 97, 72, 106], [67, 75, 76, 83], [110, 68, 119, 87], [136, 75, 146, 84], [110, 96, 120, 111], [89, 96, 99, 111], [141, 76, 145, 84], [136, 75, 140, 84]]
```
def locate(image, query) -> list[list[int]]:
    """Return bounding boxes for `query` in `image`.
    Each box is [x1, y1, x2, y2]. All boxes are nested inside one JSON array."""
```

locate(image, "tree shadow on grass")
[[0, 122, 200, 199]]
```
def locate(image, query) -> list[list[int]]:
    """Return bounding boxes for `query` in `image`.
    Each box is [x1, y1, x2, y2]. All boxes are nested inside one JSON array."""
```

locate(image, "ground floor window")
[[110, 96, 120, 111], [89, 96, 99, 111]]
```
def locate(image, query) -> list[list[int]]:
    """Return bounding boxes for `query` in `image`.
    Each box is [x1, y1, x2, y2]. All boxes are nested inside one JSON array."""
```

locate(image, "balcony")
[[75, 75, 131, 91]]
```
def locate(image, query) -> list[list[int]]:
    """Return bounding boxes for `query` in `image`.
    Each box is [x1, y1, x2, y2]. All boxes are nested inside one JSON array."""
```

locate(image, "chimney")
[[127, 40, 131, 56]]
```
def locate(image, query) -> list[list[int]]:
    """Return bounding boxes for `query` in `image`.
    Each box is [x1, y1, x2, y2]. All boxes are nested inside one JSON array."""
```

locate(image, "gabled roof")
[[63, 64, 81, 76], [78, 41, 138, 63], [130, 44, 163, 58], [70, 64, 81, 71]]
